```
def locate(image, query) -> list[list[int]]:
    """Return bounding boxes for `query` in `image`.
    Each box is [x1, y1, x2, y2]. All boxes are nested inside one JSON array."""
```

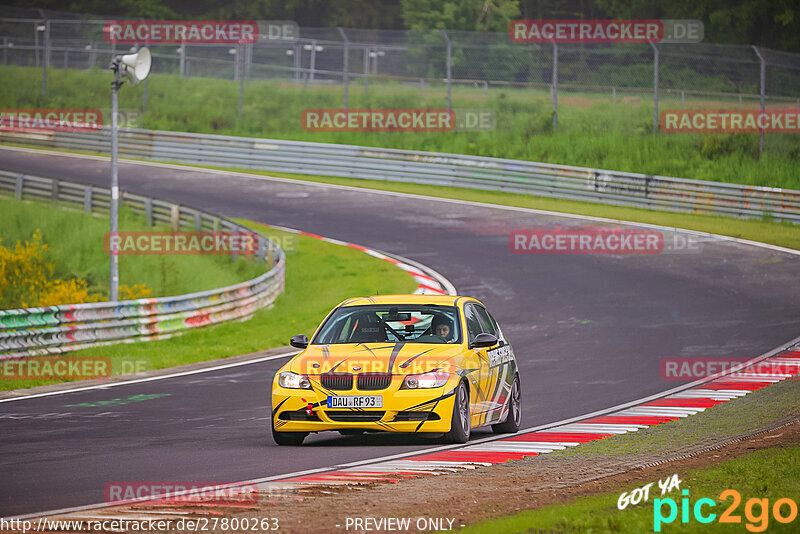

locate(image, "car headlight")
[[401, 371, 451, 389], [279, 371, 311, 389]]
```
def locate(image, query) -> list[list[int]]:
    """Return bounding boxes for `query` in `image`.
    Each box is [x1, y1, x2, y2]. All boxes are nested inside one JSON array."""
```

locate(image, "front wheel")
[[444, 381, 470, 443], [272, 425, 308, 446], [492, 375, 521, 434]]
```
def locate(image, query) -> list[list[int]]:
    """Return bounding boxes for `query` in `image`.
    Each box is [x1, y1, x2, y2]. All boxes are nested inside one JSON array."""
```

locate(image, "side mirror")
[[471, 332, 497, 349], [290, 334, 309, 349]]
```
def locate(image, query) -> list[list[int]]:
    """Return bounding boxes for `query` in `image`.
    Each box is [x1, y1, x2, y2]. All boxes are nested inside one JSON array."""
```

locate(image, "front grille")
[[325, 411, 385, 422], [357, 373, 392, 391], [278, 410, 321, 421], [393, 411, 441, 422], [321, 373, 353, 390]]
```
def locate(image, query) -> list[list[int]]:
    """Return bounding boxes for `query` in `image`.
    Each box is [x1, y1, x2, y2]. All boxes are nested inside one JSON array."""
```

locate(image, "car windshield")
[[313, 304, 462, 344]]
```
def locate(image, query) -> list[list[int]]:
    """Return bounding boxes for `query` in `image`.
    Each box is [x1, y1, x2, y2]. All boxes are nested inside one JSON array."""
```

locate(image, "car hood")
[[289, 343, 465, 375]]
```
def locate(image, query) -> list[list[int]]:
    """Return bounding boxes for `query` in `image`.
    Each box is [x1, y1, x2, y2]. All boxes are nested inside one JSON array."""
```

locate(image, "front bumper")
[[271, 377, 458, 434]]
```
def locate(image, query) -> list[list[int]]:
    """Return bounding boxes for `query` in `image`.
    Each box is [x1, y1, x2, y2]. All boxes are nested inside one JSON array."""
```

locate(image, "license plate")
[[327, 395, 383, 408]]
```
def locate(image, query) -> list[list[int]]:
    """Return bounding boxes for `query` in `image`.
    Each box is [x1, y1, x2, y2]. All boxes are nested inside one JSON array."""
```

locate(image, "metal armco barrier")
[[0, 170, 286, 358], [2, 127, 799, 222]]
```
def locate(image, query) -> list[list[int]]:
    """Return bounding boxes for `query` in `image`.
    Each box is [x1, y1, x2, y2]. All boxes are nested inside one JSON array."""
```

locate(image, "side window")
[[464, 304, 484, 343], [473, 306, 499, 337]]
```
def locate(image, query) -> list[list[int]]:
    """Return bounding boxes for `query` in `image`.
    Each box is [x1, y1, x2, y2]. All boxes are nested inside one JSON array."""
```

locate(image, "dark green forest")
[[1, 0, 798, 52]]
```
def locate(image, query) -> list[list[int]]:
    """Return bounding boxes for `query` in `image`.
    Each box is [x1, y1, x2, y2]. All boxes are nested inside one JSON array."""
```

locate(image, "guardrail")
[[0, 170, 285, 358], [2, 127, 799, 223]]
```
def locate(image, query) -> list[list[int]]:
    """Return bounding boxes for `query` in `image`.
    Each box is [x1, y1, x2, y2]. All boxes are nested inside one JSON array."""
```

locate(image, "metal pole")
[[552, 42, 558, 129], [143, 76, 148, 114], [34, 22, 39, 67], [179, 42, 185, 77], [42, 20, 50, 97], [338, 28, 349, 110], [650, 41, 659, 134], [752, 45, 766, 157], [294, 43, 300, 82], [363, 46, 369, 93], [238, 44, 244, 116], [110, 72, 121, 302], [309, 39, 317, 82], [443, 30, 452, 110]]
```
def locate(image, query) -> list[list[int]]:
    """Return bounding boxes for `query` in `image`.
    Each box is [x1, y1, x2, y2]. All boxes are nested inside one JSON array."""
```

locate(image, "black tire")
[[492, 375, 521, 434], [444, 381, 470, 443], [272, 425, 308, 446]]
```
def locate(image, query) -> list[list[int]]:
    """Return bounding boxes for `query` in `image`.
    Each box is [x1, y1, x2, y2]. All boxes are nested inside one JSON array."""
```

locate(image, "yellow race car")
[[271, 295, 521, 445]]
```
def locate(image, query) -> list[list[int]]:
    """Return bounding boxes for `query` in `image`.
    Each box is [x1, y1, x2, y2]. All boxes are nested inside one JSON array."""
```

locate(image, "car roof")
[[336, 294, 478, 308]]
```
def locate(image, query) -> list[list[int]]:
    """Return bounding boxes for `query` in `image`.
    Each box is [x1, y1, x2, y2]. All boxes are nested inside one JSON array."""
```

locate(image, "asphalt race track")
[[2, 148, 799, 517]]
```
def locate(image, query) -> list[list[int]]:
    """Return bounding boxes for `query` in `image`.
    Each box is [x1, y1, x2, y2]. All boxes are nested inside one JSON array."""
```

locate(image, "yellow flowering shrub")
[[0, 229, 152, 308], [119, 283, 153, 300]]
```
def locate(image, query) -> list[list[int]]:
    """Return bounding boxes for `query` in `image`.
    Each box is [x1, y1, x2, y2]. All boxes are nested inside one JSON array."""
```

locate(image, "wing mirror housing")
[[290, 334, 309, 349], [471, 332, 498, 349]]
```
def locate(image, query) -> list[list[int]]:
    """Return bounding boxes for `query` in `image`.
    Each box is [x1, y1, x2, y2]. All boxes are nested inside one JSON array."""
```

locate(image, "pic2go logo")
[[654, 489, 798, 532]]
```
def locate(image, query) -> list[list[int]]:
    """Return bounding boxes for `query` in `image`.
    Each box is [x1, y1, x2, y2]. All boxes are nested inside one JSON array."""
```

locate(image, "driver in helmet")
[[431, 315, 454, 342]]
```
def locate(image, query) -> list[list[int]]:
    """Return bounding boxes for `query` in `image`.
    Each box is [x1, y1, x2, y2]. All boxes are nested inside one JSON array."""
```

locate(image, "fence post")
[[179, 42, 186, 77], [194, 212, 202, 231], [34, 21, 39, 67], [363, 45, 369, 94], [144, 198, 153, 226], [483, 80, 488, 97], [51, 179, 59, 206], [14, 173, 23, 200], [442, 30, 452, 110], [42, 19, 50, 98], [612, 87, 616, 104], [84, 186, 92, 214], [338, 28, 349, 110], [293, 43, 300, 82], [650, 41, 659, 134], [552, 42, 558, 129], [309, 39, 317, 82], [238, 44, 244, 116], [257, 235, 266, 262], [419, 78, 424, 100], [171, 204, 180, 232], [752, 45, 766, 157], [143, 76, 148, 114]]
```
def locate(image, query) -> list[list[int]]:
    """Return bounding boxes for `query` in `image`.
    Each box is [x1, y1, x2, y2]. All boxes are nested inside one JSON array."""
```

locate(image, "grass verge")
[[460, 379, 800, 533], [1, 65, 799, 188], [0, 215, 417, 390], [463, 447, 800, 533], [0, 195, 264, 302]]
